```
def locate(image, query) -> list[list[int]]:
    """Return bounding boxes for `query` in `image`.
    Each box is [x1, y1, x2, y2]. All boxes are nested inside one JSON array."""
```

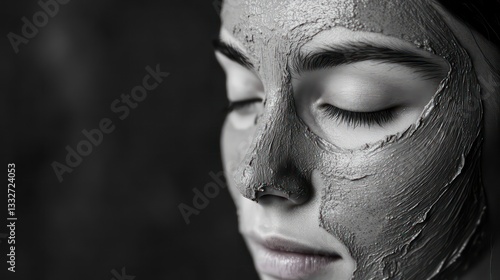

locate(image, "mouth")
[[247, 235, 342, 280]]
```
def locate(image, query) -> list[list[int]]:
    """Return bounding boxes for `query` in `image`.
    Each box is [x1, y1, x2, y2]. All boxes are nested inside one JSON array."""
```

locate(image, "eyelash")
[[321, 104, 395, 128], [226, 98, 262, 113]]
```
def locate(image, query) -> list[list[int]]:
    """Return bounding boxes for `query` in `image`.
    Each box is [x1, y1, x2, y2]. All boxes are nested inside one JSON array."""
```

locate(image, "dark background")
[[0, 0, 258, 279]]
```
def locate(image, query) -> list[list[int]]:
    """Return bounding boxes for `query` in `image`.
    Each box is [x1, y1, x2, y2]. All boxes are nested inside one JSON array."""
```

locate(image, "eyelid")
[[320, 104, 396, 128], [227, 98, 263, 113]]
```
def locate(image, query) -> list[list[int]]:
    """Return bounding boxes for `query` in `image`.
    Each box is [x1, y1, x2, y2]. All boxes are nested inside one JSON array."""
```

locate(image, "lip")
[[247, 235, 341, 279]]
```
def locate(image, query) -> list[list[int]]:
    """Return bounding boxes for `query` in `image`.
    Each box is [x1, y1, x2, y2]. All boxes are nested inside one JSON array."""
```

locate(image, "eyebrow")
[[293, 42, 448, 80], [213, 39, 254, 69]]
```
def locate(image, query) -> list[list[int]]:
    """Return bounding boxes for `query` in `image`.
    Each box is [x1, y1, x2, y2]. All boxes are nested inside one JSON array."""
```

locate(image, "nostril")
[[255, 186, 289, 202], [254, 185, 310, 205], [256, 194, 290, 204]]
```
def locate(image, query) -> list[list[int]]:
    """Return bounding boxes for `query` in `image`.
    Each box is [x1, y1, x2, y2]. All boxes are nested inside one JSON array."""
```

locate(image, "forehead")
[[221, 0, 441, 57]]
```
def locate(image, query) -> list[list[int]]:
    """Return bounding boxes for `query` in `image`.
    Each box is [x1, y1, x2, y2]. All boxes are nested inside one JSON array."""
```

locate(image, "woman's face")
[[215, 0, 498, 279]]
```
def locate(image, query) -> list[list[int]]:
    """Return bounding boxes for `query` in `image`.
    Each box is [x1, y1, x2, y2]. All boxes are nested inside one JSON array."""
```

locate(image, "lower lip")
[[253, 244, 338, 279]]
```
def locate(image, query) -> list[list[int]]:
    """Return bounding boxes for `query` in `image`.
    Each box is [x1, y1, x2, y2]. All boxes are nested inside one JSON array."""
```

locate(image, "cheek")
[[320, 146, 444, 240], [221, 119, 257, 202]]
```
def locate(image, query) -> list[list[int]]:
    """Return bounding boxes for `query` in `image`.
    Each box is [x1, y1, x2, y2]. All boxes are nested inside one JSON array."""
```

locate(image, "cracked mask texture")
[[221, 0, 486, 279]]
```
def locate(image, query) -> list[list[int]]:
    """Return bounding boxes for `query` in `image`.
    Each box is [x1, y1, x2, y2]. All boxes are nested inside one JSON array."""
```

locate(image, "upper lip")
[[247, 233, 342, 259]]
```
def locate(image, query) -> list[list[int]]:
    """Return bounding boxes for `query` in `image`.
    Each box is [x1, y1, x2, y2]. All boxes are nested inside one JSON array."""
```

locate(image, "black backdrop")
[[0, 0, 258, 279]]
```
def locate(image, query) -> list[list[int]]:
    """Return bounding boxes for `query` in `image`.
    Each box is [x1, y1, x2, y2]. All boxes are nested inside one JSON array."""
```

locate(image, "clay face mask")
[[221, 0, 486, 279]]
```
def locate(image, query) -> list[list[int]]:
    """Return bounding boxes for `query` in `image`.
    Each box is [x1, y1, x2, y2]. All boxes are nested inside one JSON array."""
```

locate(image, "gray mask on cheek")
[[222, 0, 487, 279]]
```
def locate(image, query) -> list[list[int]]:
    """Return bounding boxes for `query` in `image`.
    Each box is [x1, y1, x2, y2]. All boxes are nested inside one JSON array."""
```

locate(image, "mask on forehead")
[[221, 0, 487, 279]]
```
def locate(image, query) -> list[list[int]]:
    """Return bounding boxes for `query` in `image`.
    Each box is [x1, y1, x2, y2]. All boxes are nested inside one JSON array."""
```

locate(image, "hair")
[[437, 0, 500, 117], [437, 0, 500, 48]]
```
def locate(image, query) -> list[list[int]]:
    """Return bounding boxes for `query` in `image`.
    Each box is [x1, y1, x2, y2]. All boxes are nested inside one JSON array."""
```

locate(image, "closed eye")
[[227, 98, 263, 113], [320, 104, 396, 128]]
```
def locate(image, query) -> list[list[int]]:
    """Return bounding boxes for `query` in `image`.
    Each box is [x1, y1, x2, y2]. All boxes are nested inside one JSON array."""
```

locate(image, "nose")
[[233, 86, 312, 205], [253, 163, 311, 204]]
